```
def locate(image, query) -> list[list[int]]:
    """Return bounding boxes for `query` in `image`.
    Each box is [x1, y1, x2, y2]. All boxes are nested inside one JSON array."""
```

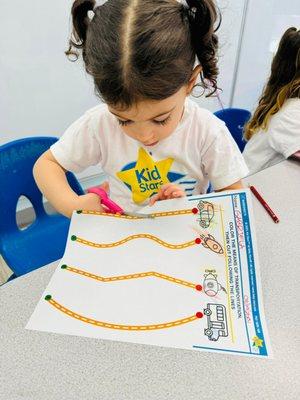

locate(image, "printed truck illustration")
[[197, 200, 214, 228], [204, 303, 228, 341]]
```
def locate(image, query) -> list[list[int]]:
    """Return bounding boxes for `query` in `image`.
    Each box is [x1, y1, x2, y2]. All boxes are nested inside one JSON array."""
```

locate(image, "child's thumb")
[[100, 181, 110, 194]]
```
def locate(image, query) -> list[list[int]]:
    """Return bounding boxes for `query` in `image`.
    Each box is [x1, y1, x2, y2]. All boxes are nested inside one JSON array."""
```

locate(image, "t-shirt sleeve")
[[201, 122, 249, 190], [50, 111, 102, 173], [267, 100, 300, 158]]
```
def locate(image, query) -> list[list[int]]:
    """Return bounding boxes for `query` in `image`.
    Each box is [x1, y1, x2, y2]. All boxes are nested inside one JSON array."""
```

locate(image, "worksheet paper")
[[26, 189, 272, 357]]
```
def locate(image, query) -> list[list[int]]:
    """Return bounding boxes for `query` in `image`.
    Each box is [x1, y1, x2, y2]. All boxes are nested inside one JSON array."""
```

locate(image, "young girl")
[[34, 0, 248, 218], [243, 27, 300, 175]]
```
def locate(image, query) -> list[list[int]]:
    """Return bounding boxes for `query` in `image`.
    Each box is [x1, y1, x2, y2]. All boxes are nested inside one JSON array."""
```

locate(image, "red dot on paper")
[[192, 208, 198, 214], [195, 238, 201, 244], [196, 312, 203, 319], [195, 284, 202, 291]]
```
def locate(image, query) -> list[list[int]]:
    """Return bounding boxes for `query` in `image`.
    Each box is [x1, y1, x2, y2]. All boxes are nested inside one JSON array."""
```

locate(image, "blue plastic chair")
[[0, 137, 84, 279], [214, 108, 251, 152]]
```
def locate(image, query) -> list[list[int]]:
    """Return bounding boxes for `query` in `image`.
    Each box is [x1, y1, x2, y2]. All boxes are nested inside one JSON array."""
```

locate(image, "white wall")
[[0, 0, 99, 144], [0, 0, 101, 179]]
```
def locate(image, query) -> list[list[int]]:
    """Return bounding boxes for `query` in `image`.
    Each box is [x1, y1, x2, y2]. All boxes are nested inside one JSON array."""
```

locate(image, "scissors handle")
[[87, 187, 124, 214]]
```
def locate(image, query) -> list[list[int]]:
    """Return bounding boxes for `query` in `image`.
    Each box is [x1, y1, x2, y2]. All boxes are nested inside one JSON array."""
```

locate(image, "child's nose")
[[136, 127, 154, 141]]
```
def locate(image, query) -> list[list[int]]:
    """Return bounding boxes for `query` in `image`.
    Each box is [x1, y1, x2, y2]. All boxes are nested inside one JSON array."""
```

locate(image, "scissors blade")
[[124, 211, 155, 219]]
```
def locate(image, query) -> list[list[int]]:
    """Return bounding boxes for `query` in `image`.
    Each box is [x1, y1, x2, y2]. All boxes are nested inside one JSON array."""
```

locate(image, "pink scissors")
[[87, 186, 154, 218]]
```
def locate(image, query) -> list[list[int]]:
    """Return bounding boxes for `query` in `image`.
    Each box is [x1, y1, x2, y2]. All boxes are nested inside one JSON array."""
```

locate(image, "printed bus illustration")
[[197, 200, 214, 228], [204, 303, 228, 341]]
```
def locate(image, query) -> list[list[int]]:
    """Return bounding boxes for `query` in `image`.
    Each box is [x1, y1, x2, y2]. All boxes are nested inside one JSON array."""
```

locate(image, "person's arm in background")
[[268, 101, 300, 162], [33, 150, 104, 218], [288, 150, 300, 162]]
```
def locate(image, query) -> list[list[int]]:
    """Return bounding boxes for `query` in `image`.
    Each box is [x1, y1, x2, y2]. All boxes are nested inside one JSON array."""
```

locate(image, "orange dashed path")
[[45, 296, 202, 331], [62, 265, 202, 291], [78, 209, 194, 219], [72, 234, 199, 250]]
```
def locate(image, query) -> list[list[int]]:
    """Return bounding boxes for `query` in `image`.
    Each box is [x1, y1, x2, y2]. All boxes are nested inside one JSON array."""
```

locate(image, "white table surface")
[[1, 160, 300, 400]]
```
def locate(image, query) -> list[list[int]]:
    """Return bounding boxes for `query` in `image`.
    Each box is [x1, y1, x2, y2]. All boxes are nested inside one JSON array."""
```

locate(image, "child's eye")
[[117, 119, 132, 126], [153, 116, 171, 126], [117, 115, 171, 126]]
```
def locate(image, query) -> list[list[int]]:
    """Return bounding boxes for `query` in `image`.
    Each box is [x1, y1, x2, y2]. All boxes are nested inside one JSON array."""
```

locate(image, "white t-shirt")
[[51, 98, 249, 211], [243, 98, 300, 175]]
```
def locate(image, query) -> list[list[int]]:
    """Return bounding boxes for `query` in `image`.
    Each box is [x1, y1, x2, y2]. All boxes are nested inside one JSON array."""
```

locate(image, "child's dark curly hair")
[[66, 0, 221, 110]]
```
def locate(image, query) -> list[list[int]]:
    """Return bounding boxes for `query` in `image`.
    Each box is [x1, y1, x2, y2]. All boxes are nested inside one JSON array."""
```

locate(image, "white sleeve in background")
[[202, 126, 249, 190], [50, 111, 102, 173], [267, 99, 300, 158]]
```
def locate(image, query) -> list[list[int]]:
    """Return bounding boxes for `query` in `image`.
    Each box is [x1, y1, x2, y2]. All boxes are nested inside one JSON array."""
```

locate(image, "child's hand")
[[72, 181, 110, 216], [149, 183, 185, 206], [73, 193, 106, 214]]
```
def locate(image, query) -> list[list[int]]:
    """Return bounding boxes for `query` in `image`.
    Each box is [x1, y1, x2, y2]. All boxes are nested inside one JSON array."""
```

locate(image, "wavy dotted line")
[[44, 295, 203, 330], [61, 265, 203, 291], [77, 209, 194, 219], [71, 234, 200, 249]]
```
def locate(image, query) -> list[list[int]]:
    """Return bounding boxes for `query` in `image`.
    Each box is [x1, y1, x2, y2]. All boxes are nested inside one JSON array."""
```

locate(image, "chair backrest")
[[214, 108, 251, 152], [0, 136, 84, 236]]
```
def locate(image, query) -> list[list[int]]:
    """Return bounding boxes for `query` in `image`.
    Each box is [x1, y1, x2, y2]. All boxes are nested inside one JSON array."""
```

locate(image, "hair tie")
[[177, 0, 197, 15], [88, 0, 108, 20], [94, 0, 108, 6]]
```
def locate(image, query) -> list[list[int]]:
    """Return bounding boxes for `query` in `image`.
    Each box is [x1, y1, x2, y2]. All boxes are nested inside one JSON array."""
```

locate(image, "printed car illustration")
[[197, 200, 214, 228], [204, 303, 228, 341]]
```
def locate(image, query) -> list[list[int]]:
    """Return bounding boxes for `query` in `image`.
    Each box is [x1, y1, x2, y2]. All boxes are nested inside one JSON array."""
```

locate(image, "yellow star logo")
[[252, 336, 264, 348], [116, 148, 174, 204]]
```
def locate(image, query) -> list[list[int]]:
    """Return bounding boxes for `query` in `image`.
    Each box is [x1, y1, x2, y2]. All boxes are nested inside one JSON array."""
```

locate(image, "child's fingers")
[[149, 186, 169, 205], [149, 193, 160, 205], [149, 185, 185, 205], [164, 187, 185, 198], [161, 184, 182, 197], [169, 190, 185, 198], [100, 181, 110, 194], [156, 183, 174, 197]]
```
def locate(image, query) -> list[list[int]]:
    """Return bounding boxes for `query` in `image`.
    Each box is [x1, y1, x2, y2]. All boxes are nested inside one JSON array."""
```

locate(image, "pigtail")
[[65, 0, 96, 61], [185, 0, 220, 96]]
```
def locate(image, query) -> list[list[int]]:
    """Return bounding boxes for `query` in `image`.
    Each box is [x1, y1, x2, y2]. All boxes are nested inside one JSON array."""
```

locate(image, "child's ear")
[[186, 65, 202, 94]]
